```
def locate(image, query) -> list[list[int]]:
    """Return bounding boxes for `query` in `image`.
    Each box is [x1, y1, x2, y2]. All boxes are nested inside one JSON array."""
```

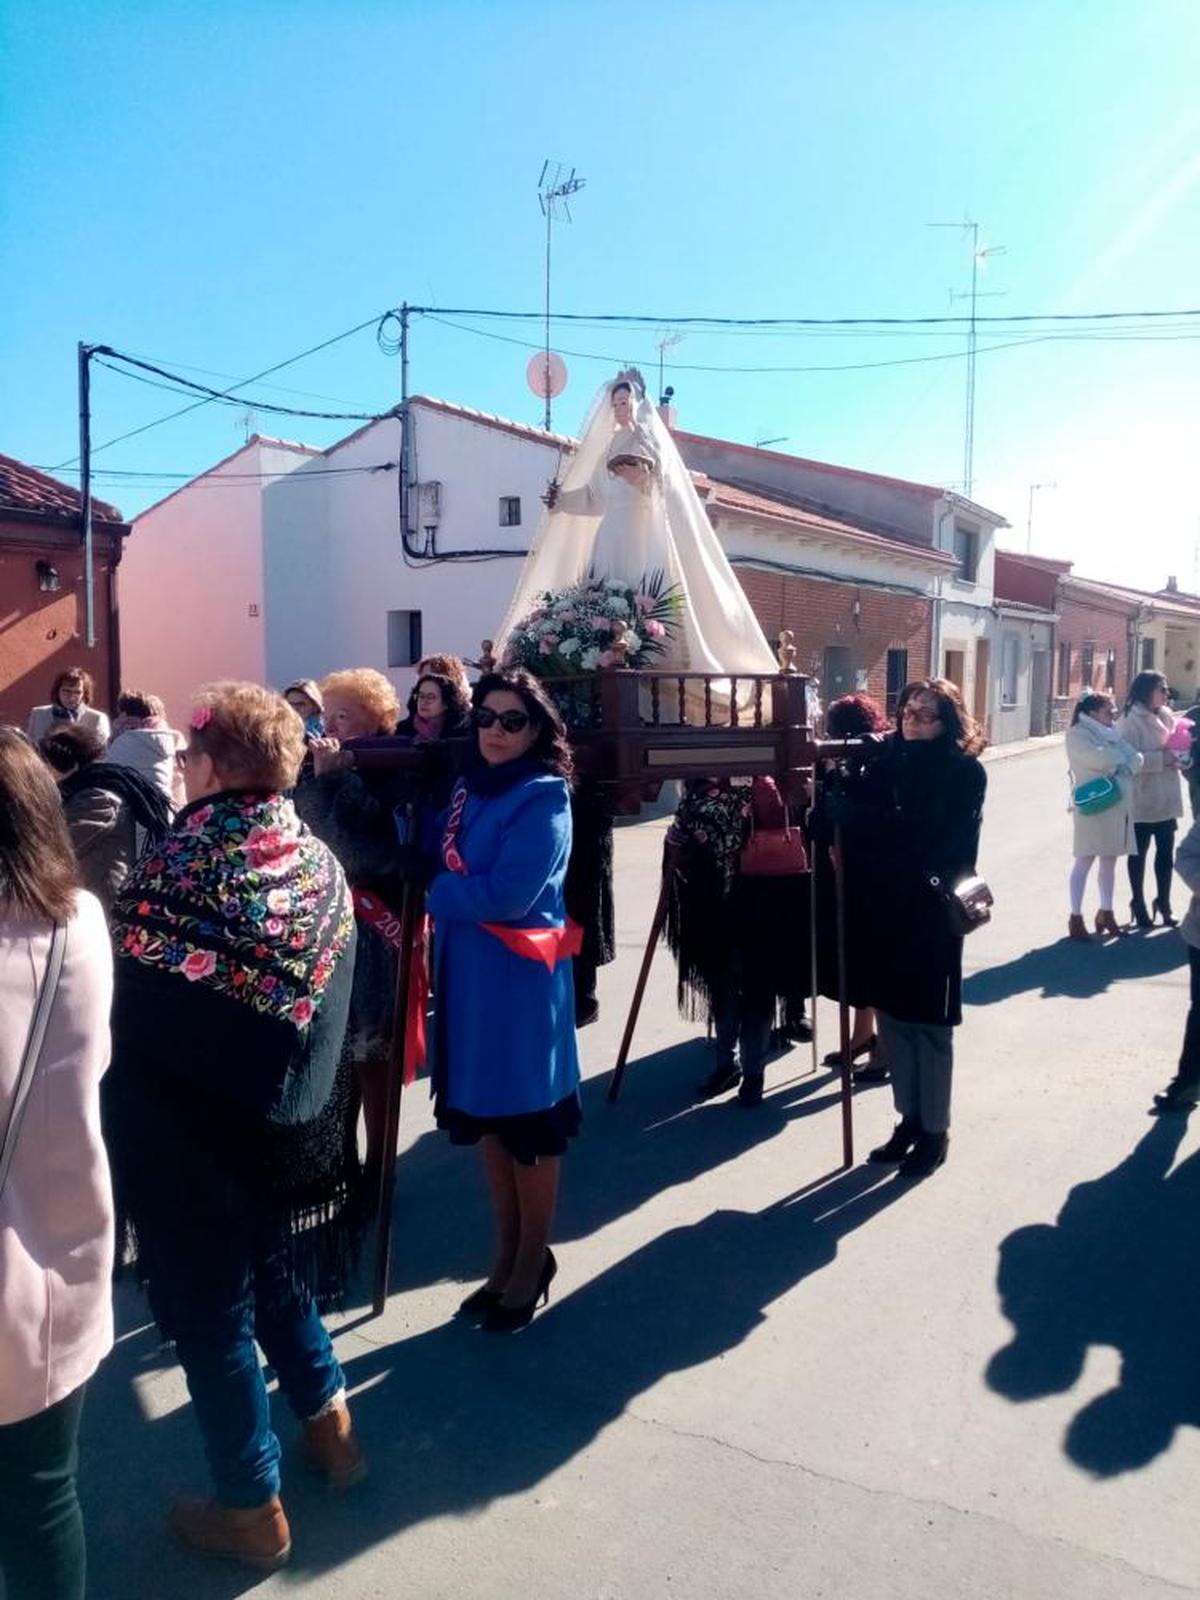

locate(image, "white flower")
[[607, 595, 630, 616], [580, 647, 602, 670], [560, 637, 582, 656], [622, 630, 643, 653], [605, 577, 627, 591]]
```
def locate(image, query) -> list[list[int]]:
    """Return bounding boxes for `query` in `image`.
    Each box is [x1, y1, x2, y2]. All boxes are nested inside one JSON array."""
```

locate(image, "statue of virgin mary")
[[495, 370, 778, 680]]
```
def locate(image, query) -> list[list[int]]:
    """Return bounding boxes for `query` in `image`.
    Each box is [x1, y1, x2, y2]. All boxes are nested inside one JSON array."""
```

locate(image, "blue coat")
[[427, 772, 580, 1117]]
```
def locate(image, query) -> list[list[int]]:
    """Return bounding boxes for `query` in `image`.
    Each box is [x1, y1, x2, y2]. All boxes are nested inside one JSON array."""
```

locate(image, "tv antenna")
[[236, 407, 259, 443], [537, 161, 586, 431], [928, 218, 1006, 499], [654, 330, 684, 404]]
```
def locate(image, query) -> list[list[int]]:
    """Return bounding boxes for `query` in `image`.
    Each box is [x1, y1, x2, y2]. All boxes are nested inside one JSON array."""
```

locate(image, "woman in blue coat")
[[428, 670, 580, 1331]]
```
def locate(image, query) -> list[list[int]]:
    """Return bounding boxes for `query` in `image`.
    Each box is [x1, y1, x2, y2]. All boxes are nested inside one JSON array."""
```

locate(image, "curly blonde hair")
[[319, 668, 400, 735], [188, 681, 306, 791]]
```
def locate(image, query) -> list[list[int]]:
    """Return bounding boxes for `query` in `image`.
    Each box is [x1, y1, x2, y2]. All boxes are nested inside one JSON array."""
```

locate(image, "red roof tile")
[[0, 453, 124, 523]]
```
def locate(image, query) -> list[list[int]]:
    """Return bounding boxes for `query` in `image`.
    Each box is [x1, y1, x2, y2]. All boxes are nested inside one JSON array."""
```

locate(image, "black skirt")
[[435, 1090, 582, 1166]]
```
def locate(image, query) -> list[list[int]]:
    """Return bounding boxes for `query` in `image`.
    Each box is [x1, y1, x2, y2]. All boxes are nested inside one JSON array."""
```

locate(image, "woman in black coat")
[[833, 678, 986, 1178]]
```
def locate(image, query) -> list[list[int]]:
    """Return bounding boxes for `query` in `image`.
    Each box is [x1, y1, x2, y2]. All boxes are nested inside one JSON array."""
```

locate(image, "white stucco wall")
[[122, 439, 314, 724], [262, 406, 569, 697], [715, 514, 942, 597]]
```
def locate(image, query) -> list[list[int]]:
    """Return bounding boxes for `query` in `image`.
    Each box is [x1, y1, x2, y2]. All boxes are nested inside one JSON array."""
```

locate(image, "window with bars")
[[1057, 640, 1071, 696], [499, 496, 522, 527], [885, 648, 908, 719]]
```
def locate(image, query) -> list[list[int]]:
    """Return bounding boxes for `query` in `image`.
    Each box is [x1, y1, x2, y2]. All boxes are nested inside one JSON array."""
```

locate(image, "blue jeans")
[[713, 982, 774, 1083], [165, 1233, 344, 1508]]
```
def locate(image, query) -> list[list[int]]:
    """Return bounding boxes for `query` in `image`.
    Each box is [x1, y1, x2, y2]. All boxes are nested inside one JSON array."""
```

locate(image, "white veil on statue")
[[495, 371, 778, 681]]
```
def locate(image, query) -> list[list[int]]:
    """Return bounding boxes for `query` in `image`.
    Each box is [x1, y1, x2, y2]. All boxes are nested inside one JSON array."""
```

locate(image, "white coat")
[[1117, 702, 1184, 824], [26, 704, 111, 748], [1066, 715, 1142, 858], [0, 891, 114, 1424]]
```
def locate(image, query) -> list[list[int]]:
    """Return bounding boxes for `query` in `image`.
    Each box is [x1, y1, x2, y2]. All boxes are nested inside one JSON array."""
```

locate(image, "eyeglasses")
[[901, 706, 942, 724], [474, 707, 531, 734]]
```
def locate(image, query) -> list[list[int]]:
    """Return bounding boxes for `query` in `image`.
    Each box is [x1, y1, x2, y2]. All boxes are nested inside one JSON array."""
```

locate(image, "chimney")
[[658, 385, 677, 431], [1167, 575, 1179, 593]]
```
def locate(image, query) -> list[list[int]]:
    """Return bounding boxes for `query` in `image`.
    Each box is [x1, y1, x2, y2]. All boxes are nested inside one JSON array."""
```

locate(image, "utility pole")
[[77, 342, 96, 647], [398, 303, 411, 540], [1026, 480, 1056, 552], [537, 162, 585, 432]]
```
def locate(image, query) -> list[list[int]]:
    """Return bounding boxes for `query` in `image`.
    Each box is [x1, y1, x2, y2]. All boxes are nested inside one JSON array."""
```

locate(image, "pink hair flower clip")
[[190, 705, 214, 731]]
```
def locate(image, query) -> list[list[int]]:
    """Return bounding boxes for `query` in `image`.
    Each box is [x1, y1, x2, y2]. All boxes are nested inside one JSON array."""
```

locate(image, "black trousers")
[[1177, 946, 1200, 1089], [1128, 820, 1177, 910], [0, 1385, 87, 1600]]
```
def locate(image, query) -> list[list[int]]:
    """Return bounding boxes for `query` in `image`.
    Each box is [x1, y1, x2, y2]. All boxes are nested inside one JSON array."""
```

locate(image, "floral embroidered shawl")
[[111, 790, 353, 1029]]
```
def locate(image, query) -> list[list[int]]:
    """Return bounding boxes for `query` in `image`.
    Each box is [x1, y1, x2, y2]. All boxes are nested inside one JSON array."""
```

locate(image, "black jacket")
[[831, 733, 986, 1026]]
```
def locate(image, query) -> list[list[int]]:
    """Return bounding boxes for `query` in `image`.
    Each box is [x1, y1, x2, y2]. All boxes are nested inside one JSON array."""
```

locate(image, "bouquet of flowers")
[[505, 572, 682, 679]]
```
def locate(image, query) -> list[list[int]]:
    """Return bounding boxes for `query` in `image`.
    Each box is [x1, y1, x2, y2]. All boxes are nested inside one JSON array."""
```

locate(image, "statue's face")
[[611, 385, 634, 426]]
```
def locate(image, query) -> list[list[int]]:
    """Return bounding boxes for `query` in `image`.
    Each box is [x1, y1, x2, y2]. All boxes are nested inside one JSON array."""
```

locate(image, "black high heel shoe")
[[456, 1283, 503, 1318], [482, 1248, 557, 1333], [1129, 897, 1154, 930], [1152, 898, 1179, 927]]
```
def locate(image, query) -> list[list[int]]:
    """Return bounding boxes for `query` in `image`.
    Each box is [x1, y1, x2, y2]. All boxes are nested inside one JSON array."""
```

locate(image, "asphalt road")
[[78, 742, 1199, 1599]]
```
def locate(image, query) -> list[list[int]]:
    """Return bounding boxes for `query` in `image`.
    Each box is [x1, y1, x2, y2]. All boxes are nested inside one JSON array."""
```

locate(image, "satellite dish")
[[527, 351, 567, 400]]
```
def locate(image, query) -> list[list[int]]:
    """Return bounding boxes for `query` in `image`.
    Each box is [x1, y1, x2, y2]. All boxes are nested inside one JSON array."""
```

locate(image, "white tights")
[[1070, 855, 1117, 916]]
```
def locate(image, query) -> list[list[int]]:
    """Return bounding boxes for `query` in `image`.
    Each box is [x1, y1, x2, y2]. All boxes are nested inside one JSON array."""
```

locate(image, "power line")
[[407, 302, 1200, 328], [91, 349, 395, 422], [424, 313, 1200, 375], [51, 311, 388, 470]]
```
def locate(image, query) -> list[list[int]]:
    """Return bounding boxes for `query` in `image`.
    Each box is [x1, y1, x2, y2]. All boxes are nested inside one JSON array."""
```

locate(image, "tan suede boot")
[[302, 1396, 367, 1488], [168, 1495, 291, 1570]]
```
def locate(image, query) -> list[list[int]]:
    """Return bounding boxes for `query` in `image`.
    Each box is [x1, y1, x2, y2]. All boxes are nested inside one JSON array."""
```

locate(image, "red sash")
[[478, 918, 584, 971], [351, 888, 427, 1084]]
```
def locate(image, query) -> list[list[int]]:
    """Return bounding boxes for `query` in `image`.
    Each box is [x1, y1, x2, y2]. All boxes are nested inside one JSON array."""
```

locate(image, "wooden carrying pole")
[[607, 862, 673, 1104], [832, 819, 855, 1168], [371, 874, 423, 1316]]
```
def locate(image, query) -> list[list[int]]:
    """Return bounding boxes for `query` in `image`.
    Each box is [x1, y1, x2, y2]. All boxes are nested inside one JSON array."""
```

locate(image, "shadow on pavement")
[[985, 1112, 1200, 1477], [964, 927, 1187, 1005], [79, 1157, 909, 1596], [378, 1036, 883, 1296]]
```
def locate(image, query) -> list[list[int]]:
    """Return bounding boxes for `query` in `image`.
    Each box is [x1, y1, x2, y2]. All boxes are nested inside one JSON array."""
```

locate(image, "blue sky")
[[2, 0, 1197, 586]]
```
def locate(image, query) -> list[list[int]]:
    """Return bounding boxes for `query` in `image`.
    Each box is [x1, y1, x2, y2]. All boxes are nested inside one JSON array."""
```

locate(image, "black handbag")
[[930, 873, 994, 937]]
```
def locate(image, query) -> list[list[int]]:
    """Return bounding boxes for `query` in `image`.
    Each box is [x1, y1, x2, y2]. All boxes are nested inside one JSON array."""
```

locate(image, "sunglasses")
[[474, 707, 531, 734]]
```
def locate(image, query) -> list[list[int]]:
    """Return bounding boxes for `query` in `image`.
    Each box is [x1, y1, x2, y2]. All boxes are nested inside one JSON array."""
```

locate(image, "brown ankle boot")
[[1067, 914, 1091, 941], [168, 1495, 291, 1570], [1094, 909, 1125, 939], [303, 1396, 367, 1488]]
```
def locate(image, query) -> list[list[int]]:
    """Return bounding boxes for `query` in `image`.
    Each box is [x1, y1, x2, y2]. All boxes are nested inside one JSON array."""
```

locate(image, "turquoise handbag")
[[1073, 775, 1121, 815]]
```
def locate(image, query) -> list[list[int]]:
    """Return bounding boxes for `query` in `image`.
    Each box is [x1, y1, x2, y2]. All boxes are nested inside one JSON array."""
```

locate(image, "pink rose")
[[538, 638, 554, 655], [290, 998, 314, 1026], [244, 825, 299, 875], [635, 592, 655, 612], [598, 650, 616, 668], [180, 949, 217, 982], [265, 917, 284, 935], [646, 618, 666, 638]]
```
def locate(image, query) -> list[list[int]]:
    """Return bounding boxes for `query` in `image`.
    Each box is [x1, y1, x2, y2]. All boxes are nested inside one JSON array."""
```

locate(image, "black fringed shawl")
[[666, 780, 811, 1022], [103, 790, 362, 1329]]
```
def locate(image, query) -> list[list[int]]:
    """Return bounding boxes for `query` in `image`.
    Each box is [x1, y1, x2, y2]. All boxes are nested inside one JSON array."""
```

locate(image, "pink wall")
[[120, 439, 314, 725]]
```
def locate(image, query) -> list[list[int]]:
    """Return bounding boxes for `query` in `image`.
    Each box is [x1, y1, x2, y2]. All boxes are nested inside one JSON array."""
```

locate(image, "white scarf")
[[1072, 713, 1142, 775]]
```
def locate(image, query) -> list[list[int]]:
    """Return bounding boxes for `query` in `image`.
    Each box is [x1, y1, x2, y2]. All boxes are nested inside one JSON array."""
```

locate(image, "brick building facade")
[[0, 455, 128, 727], [734, 564, 932, 716]]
